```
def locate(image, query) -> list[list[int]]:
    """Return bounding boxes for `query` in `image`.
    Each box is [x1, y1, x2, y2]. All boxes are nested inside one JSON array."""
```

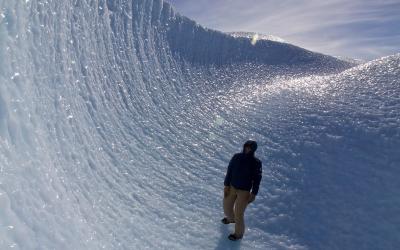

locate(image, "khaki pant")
[[223, 186, 251, 237]]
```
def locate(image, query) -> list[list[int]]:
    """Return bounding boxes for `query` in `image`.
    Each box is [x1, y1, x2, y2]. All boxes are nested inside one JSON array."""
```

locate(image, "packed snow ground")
[[0, 0, 399, 249]]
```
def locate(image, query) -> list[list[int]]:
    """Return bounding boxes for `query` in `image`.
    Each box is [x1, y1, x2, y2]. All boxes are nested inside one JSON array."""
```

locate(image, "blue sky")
[[167, 0, 400, 60]]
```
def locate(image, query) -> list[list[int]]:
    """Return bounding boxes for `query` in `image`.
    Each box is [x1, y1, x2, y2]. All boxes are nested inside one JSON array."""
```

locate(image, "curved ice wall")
[[0, 0, 398, 249]]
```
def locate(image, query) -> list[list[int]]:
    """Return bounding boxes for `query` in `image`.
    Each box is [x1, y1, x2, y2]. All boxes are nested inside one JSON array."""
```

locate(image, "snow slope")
[[0, 0, 398, 249], [231, 54, 400, 250]]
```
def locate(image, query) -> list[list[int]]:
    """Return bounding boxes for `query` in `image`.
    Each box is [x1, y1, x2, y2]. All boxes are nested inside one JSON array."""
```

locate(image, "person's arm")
[[224, 155, 235, 187], [251, 160, 262, 196]]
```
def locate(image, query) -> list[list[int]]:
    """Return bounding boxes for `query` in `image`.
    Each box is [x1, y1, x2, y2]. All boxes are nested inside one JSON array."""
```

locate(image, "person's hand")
[[248, 193, 256, 204], [224, 186, 230, 198]]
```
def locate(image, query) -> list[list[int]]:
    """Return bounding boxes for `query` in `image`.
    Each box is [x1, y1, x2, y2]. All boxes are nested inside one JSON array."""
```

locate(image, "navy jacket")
[[224, 141, 262, 195]]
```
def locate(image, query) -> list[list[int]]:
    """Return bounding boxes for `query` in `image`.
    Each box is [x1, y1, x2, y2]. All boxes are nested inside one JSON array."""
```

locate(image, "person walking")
[[221, 140, 262, 241]]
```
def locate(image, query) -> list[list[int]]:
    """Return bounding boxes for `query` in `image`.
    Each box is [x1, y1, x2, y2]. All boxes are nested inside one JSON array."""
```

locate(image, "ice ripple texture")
[[0, 0, 399, 249]]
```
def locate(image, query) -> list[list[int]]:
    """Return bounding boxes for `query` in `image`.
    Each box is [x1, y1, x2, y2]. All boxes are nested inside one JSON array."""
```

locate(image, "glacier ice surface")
[[0, 0, 399, 249]]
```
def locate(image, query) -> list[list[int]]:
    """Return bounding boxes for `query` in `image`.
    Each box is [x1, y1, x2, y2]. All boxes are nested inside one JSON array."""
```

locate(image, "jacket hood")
[[243, 140, 258, 155]]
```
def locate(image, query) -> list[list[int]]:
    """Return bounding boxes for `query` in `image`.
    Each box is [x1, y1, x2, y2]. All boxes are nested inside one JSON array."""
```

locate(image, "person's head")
[[243, 140, 257, 155]]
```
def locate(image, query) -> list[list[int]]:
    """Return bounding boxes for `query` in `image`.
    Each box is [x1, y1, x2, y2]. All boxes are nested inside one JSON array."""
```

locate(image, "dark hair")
[[243, 140, 258, 153]]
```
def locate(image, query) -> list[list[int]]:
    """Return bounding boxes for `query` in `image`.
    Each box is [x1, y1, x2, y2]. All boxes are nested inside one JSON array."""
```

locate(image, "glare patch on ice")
[[229, 31, 287, 43], [251, 33, 259, 46], [215, 115, 224, 126], [10, 72, 20, 80]]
